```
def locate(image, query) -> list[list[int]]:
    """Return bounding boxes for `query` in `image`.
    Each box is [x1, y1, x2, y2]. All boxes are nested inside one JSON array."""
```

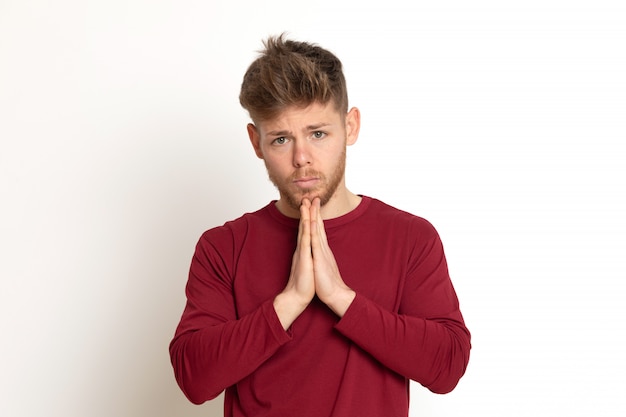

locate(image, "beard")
[[266, 148, 346, 212]]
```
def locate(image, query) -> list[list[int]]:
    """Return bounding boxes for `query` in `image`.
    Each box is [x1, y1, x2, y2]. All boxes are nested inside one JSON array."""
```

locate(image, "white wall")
[[1, 1, 624, 416]]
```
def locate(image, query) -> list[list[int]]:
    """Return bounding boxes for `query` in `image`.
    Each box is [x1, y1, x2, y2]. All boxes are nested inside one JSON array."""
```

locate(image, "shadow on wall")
[[82, 124, 258, 417]]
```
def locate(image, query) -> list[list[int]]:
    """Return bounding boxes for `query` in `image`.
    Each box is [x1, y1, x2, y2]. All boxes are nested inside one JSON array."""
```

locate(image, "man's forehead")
[[257, 102, 342, 132]]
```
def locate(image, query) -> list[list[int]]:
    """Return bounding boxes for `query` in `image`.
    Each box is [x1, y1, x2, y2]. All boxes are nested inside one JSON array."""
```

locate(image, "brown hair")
[[239, 34, 348, 122]]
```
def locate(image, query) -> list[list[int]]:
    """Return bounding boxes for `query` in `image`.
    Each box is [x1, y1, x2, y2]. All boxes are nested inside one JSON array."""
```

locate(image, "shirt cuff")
[[261, 299, 293, 345], [334, 292, 370, 336]]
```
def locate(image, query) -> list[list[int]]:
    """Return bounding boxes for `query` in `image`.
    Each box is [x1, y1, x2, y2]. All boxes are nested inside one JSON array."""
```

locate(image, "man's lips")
[[293, 177, 320, 188]]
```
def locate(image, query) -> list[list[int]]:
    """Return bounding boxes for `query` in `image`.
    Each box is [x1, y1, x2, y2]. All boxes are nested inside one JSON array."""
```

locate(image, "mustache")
[[289, 169, 324, 181]]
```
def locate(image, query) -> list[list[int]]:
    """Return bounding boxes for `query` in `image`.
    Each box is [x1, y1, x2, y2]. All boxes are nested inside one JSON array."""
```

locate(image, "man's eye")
[[273, 137, 287, 145], [312, 131, 326, 139]]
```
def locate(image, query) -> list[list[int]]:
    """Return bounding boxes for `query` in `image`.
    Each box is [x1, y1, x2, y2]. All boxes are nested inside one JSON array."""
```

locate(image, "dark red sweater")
[[170, 196, 471, 417]]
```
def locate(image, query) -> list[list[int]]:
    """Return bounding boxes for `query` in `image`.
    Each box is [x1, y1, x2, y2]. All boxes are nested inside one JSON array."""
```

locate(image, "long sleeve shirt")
[[170, 196, 471, 417]]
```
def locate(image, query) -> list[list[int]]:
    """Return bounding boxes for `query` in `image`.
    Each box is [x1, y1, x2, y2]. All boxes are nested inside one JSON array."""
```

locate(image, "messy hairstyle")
[[239, 34, 348, 122]]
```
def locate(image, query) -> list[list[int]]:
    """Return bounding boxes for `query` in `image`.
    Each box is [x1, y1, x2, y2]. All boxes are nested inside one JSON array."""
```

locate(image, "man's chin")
[[283, 190, 324, 210], [300, 191, 335, 208], [300, 193, 320, 204]]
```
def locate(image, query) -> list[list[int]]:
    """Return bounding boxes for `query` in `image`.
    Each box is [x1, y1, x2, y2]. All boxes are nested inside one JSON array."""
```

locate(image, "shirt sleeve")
[[334, 221, 471, 394], [169, 231, 292, 404]]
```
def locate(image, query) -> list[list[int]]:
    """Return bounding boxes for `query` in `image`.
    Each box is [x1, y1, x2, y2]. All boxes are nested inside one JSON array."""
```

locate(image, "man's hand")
[[273, 199, 315, 330], [310, 198, 356, 317], [274, 198, 356, 330]]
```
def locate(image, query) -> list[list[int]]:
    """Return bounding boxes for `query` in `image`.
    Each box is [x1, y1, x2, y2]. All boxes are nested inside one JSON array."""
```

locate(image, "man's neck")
[[319, 191, 361, 220]]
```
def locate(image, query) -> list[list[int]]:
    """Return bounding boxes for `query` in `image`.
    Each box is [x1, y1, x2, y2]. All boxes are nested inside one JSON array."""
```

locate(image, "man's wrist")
[[273, 291, 310, 330], [325, 288, 356, 318]]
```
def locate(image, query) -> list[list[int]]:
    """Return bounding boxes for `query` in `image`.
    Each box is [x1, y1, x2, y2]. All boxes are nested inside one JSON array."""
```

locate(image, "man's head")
[[239, 34, 349, 123], [241, 35, 360, 218]]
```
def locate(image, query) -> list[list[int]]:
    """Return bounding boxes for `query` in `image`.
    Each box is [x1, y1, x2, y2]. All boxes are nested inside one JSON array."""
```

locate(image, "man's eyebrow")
[[266, 129, 291, 137], [307, 123, 331, 130], [266, 123, 332, 137]]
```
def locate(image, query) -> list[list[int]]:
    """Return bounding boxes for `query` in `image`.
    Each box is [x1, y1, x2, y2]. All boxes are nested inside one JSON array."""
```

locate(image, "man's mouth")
[[293, 177, 320, 188]]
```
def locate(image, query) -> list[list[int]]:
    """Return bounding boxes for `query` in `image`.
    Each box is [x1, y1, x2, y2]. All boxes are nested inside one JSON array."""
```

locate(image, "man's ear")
[[247, 123, 264, 159], [345, 107, 361, 146]]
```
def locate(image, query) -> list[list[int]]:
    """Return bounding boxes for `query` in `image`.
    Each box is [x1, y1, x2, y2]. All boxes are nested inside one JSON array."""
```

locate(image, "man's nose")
[[292, 140, 312, 167]]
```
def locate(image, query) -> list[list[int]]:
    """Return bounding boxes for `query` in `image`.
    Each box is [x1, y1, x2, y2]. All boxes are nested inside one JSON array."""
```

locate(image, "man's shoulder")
[[198, 203, 275, 243], [364, 196, 438, 235], [366, 196, 430, 222]]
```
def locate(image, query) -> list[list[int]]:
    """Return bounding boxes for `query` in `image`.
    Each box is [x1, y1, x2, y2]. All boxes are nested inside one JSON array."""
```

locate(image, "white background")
[[1, 1, 625, 416]]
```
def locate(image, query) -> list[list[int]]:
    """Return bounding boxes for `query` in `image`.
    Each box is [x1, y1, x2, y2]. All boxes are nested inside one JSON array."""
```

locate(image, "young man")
[[170, 35, 471, 417]]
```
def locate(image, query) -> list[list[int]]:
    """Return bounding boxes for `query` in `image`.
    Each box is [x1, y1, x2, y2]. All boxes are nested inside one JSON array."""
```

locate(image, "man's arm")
[[170, 201, 319, 404], [335, 292, 470, 394], [331, 218, 471, 393], [169, 233, 292, 404]]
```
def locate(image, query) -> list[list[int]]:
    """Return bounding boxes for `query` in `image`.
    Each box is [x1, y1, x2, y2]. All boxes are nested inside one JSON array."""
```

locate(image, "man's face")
[[248, 102, 359, 217]]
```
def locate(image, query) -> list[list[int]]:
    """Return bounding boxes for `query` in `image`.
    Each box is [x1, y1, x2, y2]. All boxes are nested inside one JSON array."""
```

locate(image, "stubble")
[[266, 148, 346, 212]]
